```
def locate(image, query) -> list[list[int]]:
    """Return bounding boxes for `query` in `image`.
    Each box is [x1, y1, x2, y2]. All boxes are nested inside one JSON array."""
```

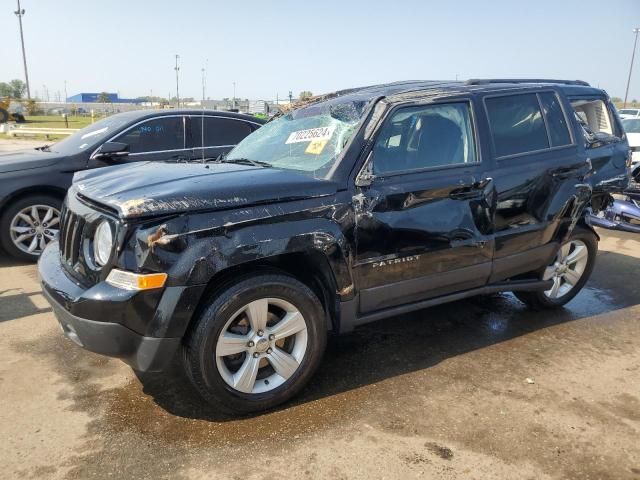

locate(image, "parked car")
[[39, 80, 629, 414], [0, 110, 264, 260], [622, 118, 640, 167], [588, 164, 640, 233], [618, 108, 640, 120]]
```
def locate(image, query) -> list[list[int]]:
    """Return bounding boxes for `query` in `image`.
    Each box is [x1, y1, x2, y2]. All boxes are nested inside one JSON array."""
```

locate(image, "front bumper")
[[38, 242, 205, 371]]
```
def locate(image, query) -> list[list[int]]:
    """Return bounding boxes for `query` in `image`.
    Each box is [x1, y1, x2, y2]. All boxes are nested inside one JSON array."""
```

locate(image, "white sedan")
[[623, 118, 640, 167], [619, 108, 640, 120]]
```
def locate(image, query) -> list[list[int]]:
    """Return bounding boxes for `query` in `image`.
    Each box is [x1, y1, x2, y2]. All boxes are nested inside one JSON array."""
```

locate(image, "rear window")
[[485, 93, 549, 157]]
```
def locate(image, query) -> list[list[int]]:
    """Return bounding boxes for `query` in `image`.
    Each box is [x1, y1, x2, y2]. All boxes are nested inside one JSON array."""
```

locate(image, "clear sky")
[[3, 0, 640, 101]]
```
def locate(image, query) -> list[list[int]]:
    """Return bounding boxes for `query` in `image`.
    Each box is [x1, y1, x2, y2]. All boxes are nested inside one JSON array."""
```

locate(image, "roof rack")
[[465, 78, 590, 87]]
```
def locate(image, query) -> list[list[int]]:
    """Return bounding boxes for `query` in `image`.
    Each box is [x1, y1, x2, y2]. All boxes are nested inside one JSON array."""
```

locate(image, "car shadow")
[[0, 290, 52, 322], [134, 246, 640, 422]]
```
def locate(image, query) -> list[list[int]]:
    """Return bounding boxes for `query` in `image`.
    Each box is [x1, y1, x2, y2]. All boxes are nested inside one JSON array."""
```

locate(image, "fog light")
[[106, 269, 167, 291]]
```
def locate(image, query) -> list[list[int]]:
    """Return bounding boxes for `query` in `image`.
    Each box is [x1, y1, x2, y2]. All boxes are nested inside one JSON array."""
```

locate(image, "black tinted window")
[[486, 94, 549, 157], [114, 116, 184, 153], [539, 93, 571, 147], [191, 117, 253, 147], [373, 103, 477, 174]]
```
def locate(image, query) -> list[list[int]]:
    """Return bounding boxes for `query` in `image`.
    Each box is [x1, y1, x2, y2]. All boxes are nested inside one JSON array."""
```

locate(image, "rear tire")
[[182, 273, 327, 414], [514, 227, 597, 309]]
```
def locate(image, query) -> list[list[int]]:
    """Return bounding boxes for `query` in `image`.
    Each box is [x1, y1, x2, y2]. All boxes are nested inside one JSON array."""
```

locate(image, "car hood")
[[73, 161, 339, 218], [0, 148, 65, 174], [626, 132, 640, 147]]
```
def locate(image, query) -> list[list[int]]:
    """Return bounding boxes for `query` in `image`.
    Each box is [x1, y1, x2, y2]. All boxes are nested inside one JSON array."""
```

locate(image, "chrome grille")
[[59, 207, 85, 265]]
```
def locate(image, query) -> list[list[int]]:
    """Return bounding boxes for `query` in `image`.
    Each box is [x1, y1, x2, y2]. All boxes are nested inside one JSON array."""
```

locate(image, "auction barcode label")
[[285, 126, 336, 144]]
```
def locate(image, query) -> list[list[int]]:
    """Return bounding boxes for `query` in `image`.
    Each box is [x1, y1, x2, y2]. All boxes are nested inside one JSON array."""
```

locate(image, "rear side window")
[[191, 117, 253, 148], [372, 102, 477, 174], [539, 93, 572, 147], [485, 94, 549, 157]]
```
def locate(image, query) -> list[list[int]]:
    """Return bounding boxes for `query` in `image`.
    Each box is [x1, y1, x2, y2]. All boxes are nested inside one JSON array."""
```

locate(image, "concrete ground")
[[1, 226, 639, 479]]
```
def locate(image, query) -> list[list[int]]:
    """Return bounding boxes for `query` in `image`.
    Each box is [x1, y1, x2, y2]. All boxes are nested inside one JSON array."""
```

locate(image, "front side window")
[[191, 117, 253, 148], [113, 116, 185, 154], [485, 93, 549, 157], [372, 103, 477, 174], [226, 98, 369, 177]]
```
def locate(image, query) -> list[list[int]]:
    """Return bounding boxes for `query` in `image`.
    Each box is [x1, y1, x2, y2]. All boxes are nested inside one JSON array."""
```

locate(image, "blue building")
[[66, 92, 140, 104]]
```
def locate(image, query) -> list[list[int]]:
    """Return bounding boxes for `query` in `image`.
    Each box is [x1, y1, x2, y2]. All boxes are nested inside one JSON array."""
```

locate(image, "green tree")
[[0, 79, 26, 98], [97, 92, 111, 103], [299, 90, 313, 101], [611, 96, 622, 104], [0, 82, 11, 97], [9, 79, 26, 98]]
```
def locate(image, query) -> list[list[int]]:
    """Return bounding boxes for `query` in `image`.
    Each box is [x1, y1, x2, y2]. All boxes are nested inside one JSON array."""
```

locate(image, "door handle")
[[449, 177, 492, 200]]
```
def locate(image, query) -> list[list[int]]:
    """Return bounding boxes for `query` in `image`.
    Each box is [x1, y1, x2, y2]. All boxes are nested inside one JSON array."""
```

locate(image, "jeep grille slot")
[[60, 208, 85, 265]]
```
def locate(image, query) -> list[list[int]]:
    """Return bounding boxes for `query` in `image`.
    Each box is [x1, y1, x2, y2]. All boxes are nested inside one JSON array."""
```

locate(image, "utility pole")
[[64, 80, 67, 103], [174, 54, 180, 107], [288, 90, 293, 103], [624, 28, 640, 108], [14, 0, 31, 99]]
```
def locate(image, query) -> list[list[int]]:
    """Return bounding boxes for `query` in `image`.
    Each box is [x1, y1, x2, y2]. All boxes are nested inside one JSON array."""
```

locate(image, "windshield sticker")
[[285, 126, 336, 144], [80, 126, 109, 140], [305, 139, 328, 155]]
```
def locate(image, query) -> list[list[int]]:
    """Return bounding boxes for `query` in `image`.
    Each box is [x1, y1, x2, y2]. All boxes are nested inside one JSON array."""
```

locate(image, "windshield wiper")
[[35, 144, 51, 152], [218, 157, 273, 168]]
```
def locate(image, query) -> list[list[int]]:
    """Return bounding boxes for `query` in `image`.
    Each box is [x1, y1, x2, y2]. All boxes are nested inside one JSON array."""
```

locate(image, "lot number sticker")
[[285, 126, 336, 144]]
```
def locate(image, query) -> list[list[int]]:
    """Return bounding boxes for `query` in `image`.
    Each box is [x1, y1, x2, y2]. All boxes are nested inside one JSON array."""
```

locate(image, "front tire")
[[182, 274, 327, 414], [0, 195, 62, 261], [514, 227, 597, 309]]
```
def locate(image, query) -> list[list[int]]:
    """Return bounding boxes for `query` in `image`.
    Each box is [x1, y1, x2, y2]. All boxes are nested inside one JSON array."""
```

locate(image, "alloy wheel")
[[9, 205, 60, 256], [215, 297, 308, 394], [543, 239, 589, 299]]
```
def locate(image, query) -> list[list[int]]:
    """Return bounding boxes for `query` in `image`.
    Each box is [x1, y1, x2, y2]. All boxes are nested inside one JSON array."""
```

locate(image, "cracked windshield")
[[226, 99, 370, 177]]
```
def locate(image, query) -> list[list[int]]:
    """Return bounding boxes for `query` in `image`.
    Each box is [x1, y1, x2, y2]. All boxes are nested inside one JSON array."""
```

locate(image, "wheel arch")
[[186, 249, 344, 337], [0, 186, 67, 217]]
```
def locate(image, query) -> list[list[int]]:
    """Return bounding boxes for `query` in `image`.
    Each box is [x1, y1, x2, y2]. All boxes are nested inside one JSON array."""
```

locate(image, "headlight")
[[93, 220, 113, 266]]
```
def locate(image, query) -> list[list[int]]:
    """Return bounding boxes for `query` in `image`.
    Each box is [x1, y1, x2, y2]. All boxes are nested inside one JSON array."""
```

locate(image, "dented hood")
[[72, 161, 338, 218]]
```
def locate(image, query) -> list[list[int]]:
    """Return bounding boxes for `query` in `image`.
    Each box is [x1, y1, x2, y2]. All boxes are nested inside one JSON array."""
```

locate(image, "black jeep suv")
[[0, 109, 263, 261], [39, 80, 629, 414]]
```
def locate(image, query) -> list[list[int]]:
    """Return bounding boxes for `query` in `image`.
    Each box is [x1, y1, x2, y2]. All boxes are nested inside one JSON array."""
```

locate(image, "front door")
[[354, 100, 495, 314]]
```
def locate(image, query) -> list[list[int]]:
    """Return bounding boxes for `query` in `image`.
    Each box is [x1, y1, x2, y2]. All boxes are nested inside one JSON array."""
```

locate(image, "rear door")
[[481, 90, 589, 282], [353, 99, 495, 313], [188, 115, 257, 160]]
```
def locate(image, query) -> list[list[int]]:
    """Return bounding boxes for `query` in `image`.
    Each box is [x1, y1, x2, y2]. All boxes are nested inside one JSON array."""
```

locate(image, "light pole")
[[201, 68, 206, 103], [174, 54, 180, 107], [14, 0, 31, 100], [624, 28, 640, 108]]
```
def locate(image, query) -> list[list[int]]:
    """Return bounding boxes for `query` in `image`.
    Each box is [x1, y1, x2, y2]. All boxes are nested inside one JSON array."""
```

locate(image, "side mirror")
[[93, 141, 129, 160]]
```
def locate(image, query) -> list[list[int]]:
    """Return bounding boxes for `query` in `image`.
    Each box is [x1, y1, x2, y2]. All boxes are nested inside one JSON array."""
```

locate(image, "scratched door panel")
[[354, 169, 494, 313]]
